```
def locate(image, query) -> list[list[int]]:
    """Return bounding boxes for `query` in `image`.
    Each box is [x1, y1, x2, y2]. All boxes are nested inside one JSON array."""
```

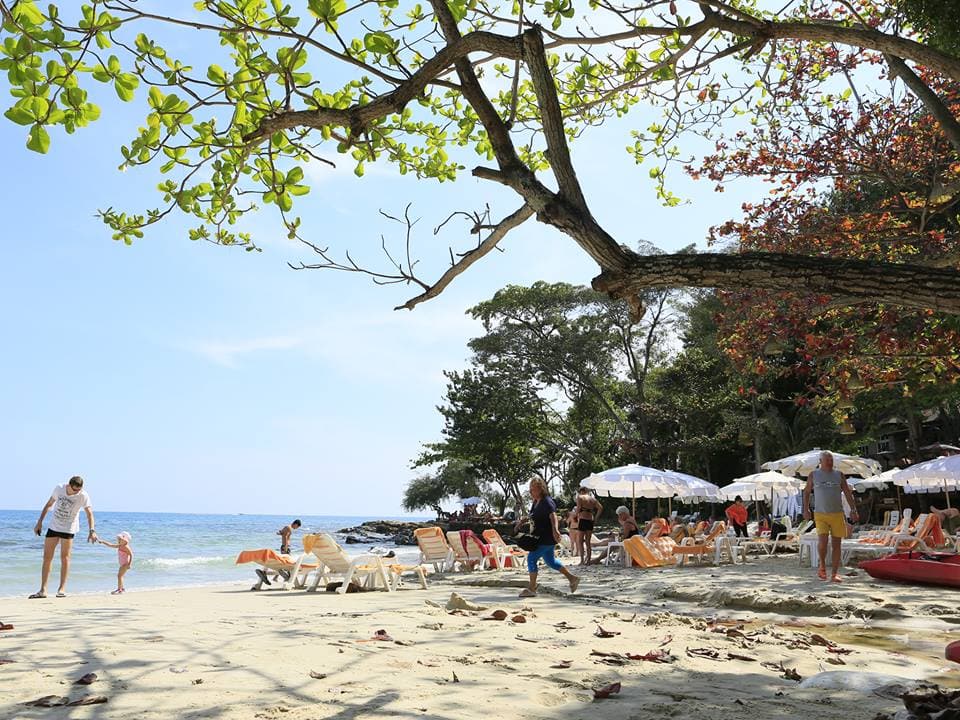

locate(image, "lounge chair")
[[446, 530, 497, 571], [759, 518, 814, 555], [673, 522, 741, 565], [840, 514, 941, 565], [301, 533, 392, 593], [481, 529, 528, 570], [414, 527, 456, 572], [383, 562, 428, 591], [235, 549, 319, 590], [622, 535, 677, 568]]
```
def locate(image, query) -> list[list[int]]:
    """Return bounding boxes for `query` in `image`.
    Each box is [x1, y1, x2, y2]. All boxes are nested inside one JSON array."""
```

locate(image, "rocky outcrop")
[[338, 520, 434, 546]]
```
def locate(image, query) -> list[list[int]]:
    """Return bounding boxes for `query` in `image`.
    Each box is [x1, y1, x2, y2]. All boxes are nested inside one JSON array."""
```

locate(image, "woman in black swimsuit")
[[575, 487, 602, 565]]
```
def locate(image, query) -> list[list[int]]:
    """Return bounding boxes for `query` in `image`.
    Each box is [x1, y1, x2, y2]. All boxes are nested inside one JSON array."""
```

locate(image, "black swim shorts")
[[578, 519, 595, 533], [46, 529, 75, 540]]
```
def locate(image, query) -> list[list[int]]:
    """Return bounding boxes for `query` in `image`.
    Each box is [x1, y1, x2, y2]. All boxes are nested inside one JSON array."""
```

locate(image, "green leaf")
[[27, 124, 50, 154], [207, 64, 226, 84], [4, 106, 35, 125], [363, 31, 396, 55]]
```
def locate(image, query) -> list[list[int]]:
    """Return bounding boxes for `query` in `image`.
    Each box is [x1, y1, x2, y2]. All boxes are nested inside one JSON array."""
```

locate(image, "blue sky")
[[0, 39, 762, 516]]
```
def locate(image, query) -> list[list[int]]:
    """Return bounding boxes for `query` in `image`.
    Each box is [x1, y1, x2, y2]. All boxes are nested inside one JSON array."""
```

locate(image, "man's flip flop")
[[56, 592, 67, 598], [255, 569, 272, 586], [28, 593, 46, 599]]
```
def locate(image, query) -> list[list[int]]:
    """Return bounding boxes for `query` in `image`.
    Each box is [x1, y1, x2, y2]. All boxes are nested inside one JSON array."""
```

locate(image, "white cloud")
[[186, 335, 305, 367]]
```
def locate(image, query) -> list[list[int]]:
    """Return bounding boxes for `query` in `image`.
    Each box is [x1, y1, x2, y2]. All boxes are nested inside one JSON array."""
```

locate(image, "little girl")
[[99, 532, 133, 594]]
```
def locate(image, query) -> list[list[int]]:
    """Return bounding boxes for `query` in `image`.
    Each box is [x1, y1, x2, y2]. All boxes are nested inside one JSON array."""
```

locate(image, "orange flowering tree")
[[697, 43, 960, 427]]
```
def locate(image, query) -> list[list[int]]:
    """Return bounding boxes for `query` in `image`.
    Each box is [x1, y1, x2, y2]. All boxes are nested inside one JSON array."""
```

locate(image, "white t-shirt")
[[48, 485, 91, 534]]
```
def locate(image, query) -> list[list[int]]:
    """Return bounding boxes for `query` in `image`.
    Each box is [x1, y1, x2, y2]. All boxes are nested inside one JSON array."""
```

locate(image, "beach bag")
[[514, 532, 540, 551]]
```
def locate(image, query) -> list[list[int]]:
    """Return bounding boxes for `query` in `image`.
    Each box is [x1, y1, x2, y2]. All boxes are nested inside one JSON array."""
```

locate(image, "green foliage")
[[900, 0, 960, 57], [402, 459, 481, 514], [415, 367, 547, 506]]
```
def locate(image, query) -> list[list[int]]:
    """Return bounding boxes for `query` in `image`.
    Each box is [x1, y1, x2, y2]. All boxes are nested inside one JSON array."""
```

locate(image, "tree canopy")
[[3, 0, 960, 314]]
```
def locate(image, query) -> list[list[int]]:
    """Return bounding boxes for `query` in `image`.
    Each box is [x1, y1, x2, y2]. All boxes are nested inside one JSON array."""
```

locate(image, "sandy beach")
[[2, 556, 957, 720]]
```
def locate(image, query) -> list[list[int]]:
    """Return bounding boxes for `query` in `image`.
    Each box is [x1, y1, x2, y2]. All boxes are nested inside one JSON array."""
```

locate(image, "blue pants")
[[527, 544, 563, 573]]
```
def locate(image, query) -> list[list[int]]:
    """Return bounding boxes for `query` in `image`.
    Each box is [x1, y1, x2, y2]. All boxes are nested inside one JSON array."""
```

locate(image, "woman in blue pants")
[[518, 476, 580, 598]]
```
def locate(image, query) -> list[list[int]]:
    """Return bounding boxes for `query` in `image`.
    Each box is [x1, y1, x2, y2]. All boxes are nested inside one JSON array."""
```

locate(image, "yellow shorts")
[[814, 512, 847, 537]]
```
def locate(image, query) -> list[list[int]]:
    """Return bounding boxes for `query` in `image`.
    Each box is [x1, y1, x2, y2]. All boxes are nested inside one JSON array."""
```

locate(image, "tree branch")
[[395, 204, 534, 310], [886, 54, 960, 155], [593, 252, 960, 314]]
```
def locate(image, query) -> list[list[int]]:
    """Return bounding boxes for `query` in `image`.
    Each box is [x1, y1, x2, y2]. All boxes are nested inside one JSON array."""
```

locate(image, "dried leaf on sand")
[[594, 626, 620, 638], [593, 682, 622, 700]]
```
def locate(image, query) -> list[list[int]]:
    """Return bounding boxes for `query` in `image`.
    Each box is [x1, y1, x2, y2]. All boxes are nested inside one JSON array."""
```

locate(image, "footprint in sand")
[[535, 689, 577, 707]]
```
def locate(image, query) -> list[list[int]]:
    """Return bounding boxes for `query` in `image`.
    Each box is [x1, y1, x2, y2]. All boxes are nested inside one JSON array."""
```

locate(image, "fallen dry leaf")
[[67, 696, 108, 707], [594, 626, 620, 638], [511, 615, 526, 624], [486, 610, 508, 621], [593, 681, 622, 700], [686, 647, 721, 660], [22, 695, 69, 707], [309, 671, 328, 679], [826, 657, 846, 665], [726, 653, 757, 662], [191, 679, 203, 685], [627, 649, 674, 663], [74, 673, 98, 685], [372, 629, 393, 642], [451, 671, 459, 683], [658, 634, 673, 646], [550, 660, 572, 669]]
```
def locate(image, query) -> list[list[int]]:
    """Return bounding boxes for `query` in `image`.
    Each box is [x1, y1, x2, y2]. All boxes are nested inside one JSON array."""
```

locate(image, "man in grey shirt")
[[802, 451, 859, 583]]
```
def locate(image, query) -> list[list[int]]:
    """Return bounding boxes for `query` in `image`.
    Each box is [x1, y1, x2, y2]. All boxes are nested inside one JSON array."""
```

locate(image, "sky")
[[0, 12, 763, 516]]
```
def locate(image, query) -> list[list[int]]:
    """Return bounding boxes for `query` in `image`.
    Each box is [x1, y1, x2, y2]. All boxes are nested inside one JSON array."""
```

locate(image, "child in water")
[[99, 532, 134, 594]]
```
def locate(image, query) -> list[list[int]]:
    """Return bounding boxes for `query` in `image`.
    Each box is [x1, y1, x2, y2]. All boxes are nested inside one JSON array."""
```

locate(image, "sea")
[[0, 510, 427, 598]]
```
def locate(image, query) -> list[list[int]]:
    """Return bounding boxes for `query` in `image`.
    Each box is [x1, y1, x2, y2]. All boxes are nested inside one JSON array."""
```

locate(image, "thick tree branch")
[[593, 253, 960, 315], [395, 204, 534, 311], [705, 8, 960, 84], [886, 54, 960, 155], [522, 27, 588, 211], [242, 30, 522, 144]]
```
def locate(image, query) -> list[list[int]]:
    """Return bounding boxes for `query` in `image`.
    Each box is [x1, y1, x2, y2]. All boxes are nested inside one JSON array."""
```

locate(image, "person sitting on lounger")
[[277, 519, 302, 555], [931, 505, 960, 534], [616, 506, 640, 539]]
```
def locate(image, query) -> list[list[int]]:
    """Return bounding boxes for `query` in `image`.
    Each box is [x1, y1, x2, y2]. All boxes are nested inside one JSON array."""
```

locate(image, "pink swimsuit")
[[118, 548, 132, 566]]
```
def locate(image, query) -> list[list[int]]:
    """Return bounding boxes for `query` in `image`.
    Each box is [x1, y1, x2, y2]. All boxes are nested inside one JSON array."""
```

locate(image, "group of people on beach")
[[26, 451, 916, 598], [514, 451, 874, 592], [29, 477, 133, 598]]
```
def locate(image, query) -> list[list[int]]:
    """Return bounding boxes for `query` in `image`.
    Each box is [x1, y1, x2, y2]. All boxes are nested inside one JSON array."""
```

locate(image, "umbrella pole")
[[946, 479, 952, 510], [631, 482, 636, 518], [895, 484, 902, 514]]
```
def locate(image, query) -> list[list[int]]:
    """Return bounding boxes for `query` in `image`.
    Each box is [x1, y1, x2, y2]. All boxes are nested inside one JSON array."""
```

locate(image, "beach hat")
[[117, 531, 131, 542]]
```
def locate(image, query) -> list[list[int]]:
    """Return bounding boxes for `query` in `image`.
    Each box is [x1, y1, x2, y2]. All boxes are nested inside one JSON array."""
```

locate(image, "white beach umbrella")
[[848, 468, 898, 492], [660, 469, 723, 503], [581, 464, 719, 515], [891, 455, 960, 509], [761, 449, 881, 478], [720, 471, 804, 522], [459, 497, 482, 506], [720, 471, 805, 501]]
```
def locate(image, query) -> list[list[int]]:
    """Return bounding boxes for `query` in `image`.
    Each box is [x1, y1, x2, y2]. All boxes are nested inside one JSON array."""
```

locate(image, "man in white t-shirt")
[[30, 476, 98, 598]]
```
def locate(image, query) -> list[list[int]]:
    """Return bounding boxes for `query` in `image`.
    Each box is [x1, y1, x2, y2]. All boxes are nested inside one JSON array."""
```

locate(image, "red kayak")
[[861, 551, 960, 589], [948, 641, 960, 664]]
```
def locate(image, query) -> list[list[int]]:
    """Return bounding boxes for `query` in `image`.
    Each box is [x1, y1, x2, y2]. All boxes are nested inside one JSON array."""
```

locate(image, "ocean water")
[[0, 510, 426, 598]]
